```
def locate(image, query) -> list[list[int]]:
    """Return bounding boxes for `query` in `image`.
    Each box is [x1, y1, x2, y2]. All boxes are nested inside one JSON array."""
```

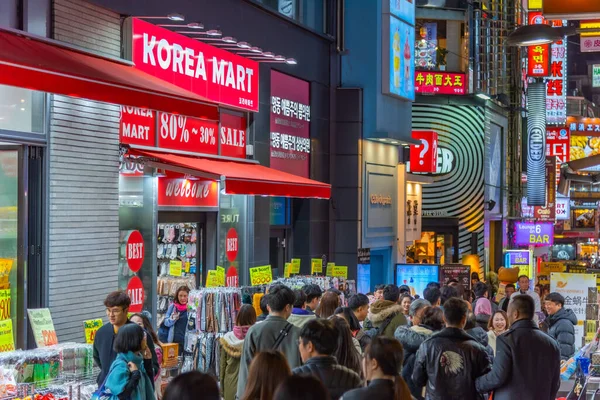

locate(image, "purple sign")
[[515, 222, 554, 246], [507, 251, 530, 265]]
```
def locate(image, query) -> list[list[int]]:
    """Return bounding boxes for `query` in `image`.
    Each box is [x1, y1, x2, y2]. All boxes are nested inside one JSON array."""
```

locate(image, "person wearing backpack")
[[235, 284, 302, 399]]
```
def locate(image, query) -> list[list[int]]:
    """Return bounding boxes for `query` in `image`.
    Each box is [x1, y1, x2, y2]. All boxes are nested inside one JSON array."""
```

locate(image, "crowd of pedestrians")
[[94, 272, 570, 400]]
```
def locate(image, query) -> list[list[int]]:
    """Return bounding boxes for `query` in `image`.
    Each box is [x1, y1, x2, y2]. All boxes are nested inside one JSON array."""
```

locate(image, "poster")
[[311, 259, 323, 274], [0, 319, 14, 353], [27, 308, 58, 348], [440, 264, 471, 293], [385, 16, 415, 101], [550, 273, 597, 347], [539, 262, 566, 285], [83, 319, 103, 345], [290, 259, 301, 274], [169, 260, 182, 277], [395, 264, 439, 298], [216, 266, 225, 286], [331, 266, 348, 279]]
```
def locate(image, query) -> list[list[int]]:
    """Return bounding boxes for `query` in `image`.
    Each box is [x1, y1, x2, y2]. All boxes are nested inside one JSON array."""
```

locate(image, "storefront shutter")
[[49, 0, 121, 342]]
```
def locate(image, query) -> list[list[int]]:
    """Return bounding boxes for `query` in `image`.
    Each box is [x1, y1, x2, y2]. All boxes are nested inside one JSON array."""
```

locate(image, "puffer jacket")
[[366, 300, 408, 339], [547, 308, 577, 360], [466, 326, 494, 363], [412, 327, 491, 400], [219, 332, 244, 400], [475, 314, 490, 331], [292, 356, 362, 400], [395, 324, 433, 400]]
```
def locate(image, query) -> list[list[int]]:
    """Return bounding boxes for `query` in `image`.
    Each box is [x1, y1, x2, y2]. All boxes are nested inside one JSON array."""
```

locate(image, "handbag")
[[91, 373, 114, 400]]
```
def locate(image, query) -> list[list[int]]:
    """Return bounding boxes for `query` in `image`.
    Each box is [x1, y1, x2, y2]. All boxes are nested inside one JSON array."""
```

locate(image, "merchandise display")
[[188, 288, 242, 334]]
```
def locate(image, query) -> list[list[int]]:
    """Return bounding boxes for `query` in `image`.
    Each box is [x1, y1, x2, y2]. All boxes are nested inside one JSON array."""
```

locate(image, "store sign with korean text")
[[414, 71, 466, 95], [410, 130, 438, 173], [120, 106, 155, 146], [270, 71, 310, 178], [527, 12, 550, 77], [582, 37, 600, 53], [131, 18, 259, 112], [534, 157, 556, 221], [556, 196, 570, 220], [157, 174, 218, 208], [515, 222, 554, 246], [157, 112, 218, 155], [546, 20, 567, 125], [546, 126, 569, 185]]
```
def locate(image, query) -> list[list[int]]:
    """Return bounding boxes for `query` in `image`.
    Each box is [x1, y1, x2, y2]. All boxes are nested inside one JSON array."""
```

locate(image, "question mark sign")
[[418, 139, 429, 165]]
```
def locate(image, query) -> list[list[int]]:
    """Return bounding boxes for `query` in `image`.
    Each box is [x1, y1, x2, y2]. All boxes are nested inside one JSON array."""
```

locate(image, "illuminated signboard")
[[527, 12, 550, 78], [546, 20, 567, 125], [594, 65, 600, 87], [414, 71, 466, 95], [515, 222, 554, 246]]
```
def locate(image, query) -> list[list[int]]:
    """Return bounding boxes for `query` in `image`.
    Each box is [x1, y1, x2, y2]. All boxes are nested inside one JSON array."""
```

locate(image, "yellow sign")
[[581, 21, 600, 37], [326, 263, 335, 277], [331, 266, 348, 278], [291, 259, 301, 274], [540, 262, 566, 274], [83, 319, 103, 344], [284, 263, 291, 278], [0, 319, 14, 353], [28, 308, 58, 347], [528, 0, 542, 9], [169, 260, 182, 277], [206, 270, 220, 287], [0, 259, 13, 289], [249, 265, 273, 286], [311, 259, 323, 274], [216, 266, 225, 286], [0, 290, 10, 321]]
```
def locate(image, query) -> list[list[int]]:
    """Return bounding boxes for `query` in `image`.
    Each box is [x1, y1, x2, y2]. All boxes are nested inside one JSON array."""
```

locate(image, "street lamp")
[[506, 24, 584, 46]]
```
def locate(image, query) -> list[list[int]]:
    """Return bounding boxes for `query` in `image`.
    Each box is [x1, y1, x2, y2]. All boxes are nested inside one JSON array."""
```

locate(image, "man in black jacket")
[[476, 295, 561, 400], [293, 319, 361, 400], [544, 292, 577, 360], [93, 291, 159, 386], [412, 298, 491, 400]]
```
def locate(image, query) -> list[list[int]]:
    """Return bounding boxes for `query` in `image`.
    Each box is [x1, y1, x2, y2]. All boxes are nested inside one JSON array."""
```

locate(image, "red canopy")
[[129, 149, 331, 199], [0, 27, 218, 120]]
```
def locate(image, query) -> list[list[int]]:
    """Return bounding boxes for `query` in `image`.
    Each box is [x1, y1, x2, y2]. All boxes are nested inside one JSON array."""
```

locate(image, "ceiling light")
[[285, 58, 297, 65], [263, 52, 275, 58], [186, 22, 204, 29], [222, 36, 237, 44], [237, 42, 251, 49], [505, 24, 577, 46], [167, 13, 185, 22], [206, 29, 222, 37], [274, 55, 285, 61], [20, 108, 25, 111], [380, 138, 388, 142], [250, 47, 263, 53], [20, 99, 25, 103], [476, 93, 491, 100]]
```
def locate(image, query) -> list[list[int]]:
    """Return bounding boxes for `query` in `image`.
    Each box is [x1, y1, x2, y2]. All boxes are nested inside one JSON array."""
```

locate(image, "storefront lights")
[[206, 29, 222, 37], [237, 42, 251, 49], [274, 55, 285, 61], [285, 58, 297, 65], [186, 22, 204, 29], [263, 52, 275, 58], [250, 47, 263, 53], [222, 36, 237, 44], [168, 13, 185, 22]]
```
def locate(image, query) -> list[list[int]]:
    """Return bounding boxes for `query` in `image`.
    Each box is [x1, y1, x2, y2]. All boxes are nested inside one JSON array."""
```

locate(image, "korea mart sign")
[[131, 18, 259, 112]]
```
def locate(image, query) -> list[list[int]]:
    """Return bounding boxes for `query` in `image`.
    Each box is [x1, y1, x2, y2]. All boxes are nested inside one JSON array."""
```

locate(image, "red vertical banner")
[[546, 126, 570, 186], [220, 112, 247, 159], [410, 131, 438, 173], [527, 12, 550, 77]]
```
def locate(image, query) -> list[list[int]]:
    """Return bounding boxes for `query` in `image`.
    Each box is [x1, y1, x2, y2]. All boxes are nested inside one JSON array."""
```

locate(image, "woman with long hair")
[[130, 313, 163, 397], [163, 371, 220, 400], [335, 306, 371, 353], [316, 291, 340, 319], [487, 310, 510, 355], [273, 375, 329, 400], [400, 294, 413, 316], [330, 316, 363, 375], [342, 336, 412, 399], [158, 285, 190, 355], [220, 305, 257, 400], [241, 350, 291, 400]]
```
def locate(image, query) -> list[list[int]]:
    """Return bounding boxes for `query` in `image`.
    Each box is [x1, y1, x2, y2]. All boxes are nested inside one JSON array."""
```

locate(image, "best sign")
[[132, 18, 259, 112]]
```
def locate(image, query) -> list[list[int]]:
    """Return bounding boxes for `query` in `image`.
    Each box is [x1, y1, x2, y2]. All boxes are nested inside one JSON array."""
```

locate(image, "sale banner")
[[311, 259, 323, 274], [291, 259, 301, 274], [169, 260, 182, 277], [0, 290, 10, 321], [83, 319, 103, 345], [326, 262, 336, 277], [206, 270, 220, 287], [284, 263, 291, 278], [331, 266, 348, 278], [249, 265, 273, 286], [216, 266, 225, 286], [0, 319, 14, 353], [157, 112, 219, 155], [120, 106, 155, 146], [27, 308, 58, 348]]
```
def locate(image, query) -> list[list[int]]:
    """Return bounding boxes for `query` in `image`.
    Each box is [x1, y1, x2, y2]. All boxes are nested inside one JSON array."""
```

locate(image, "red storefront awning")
[[0, 27, 218, 120], [129, 149, 331, 199]]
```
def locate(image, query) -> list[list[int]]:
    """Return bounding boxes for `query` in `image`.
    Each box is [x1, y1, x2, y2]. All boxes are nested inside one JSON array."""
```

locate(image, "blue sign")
[[390, 0, 415, 26], [270, 197, 289, 225], [357, 264, 371, 294], [395, 264, 439, 298], [388, 16, 415, 101]]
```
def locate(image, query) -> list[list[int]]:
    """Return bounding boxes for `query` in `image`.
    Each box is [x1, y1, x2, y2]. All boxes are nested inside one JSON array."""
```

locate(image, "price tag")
[[0, 319, 14, 353], [216, 266, 225, 286], [331, 266, 348, 278], [291, 259, 301, 274], [249, 265, 273, 286], [83, 319, 103, 344], [284, 263, 291, 278], [206, 270, 219, 287], [326, 262, 335, 277], [0, 290, 10, 321], [311, 259, 323, 274], [27, 308, 58, 347], [169, 260, 182, 277]]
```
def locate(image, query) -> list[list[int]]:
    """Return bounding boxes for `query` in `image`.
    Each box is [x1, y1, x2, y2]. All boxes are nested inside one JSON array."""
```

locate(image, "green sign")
[[594, 64, 600, 88]]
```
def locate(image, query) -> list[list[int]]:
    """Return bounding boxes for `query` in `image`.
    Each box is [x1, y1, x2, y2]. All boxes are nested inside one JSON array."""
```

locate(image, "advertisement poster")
[[0, 319, 14, 353], [357, 264, 371, 294], [550, 273, 597, 346], [27, 308, 58, 348], [83, 319, 103, 345], [395, 264, 439, 298], [514, 222, 554, 246], [505, 250, 533, 278], [415, 23, 436, 68], [270, 71, 311, 178], [538, 262, 566, 285], [386, 16, 415, 101], [440, 264, 471, 293], [389, 0, 415, 26]]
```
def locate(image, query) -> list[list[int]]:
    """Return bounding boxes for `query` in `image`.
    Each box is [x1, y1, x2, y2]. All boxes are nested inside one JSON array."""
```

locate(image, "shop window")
[[0, 85, 45, 134], [219, 194, 248, 286], [573, 209, 596, 229], [255, 0, 330, 34]]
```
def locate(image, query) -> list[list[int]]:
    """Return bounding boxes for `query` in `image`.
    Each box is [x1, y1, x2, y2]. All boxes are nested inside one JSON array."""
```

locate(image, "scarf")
[[475, 298, 492, 316], [233, 325, 251, 340], [105, 351, 155, 400], [173, 302, 188, 313]]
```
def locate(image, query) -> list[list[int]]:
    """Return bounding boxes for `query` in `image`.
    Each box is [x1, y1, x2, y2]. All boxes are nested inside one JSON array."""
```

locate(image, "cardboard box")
[[161, 343, 179, 367]]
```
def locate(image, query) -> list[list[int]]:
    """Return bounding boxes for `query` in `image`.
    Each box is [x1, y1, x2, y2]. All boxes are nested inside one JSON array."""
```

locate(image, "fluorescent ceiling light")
[[187, 22, 204, 29], [222, 36, 237, 44], [168, 13, 185, 21], [250, 47, 263, 53], [237, 42, 251, 49], [274, 55, 285, 61], [476, 93, 491, 100], [206, 29, 222, 37]]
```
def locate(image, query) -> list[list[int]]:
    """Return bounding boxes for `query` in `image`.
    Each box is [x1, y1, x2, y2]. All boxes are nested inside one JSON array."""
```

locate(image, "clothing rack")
[[188, 288, 242, 334]]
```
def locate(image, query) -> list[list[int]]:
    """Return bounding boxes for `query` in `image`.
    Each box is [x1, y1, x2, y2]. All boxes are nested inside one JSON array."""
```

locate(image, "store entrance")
[[417, 218, 460, 264], [269, 228, 288, 277]]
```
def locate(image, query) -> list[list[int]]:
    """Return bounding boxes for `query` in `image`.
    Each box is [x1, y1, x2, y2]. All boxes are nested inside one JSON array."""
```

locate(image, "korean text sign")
[[414, 71, 466, 95], [546, 21, 567, 125], [270, 71, 310, 178], [527, 12, 550, 77], [515, 222, 554, 246], [131, 18, 259, 112]]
